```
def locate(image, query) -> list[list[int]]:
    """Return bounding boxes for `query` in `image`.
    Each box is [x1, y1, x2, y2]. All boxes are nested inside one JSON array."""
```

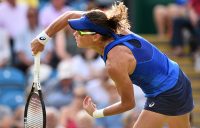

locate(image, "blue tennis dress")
[[102, 33, 180, 97], [102, 33, 194, 115]]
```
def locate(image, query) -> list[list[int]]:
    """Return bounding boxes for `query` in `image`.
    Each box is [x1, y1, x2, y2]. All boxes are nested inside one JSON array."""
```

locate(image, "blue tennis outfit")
[[102, 34, 179, 97], [102, 34, 194, 116], [68, 15, 194, 116]]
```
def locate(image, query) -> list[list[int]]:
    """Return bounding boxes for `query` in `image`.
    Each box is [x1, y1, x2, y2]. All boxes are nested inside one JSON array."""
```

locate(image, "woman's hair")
[[85, 2, 130, 39]]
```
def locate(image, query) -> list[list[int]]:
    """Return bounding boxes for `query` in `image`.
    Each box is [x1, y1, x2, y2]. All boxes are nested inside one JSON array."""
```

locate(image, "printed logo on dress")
[[148, 102, 155, 108]]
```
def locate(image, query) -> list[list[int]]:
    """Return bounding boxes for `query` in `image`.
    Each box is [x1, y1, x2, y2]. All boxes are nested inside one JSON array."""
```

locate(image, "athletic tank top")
[[102, 34, 180, 97]]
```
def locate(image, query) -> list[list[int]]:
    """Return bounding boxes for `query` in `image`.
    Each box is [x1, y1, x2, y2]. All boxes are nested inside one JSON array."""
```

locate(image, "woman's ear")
[[92, 34, 101, 42]]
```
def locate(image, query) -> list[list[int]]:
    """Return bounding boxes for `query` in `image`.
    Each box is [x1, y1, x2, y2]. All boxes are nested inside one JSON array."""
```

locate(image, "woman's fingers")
[[82, 96, 97, 116], [83, 96, 90, 107], [83, 96, 95, 109], [31, 39, 45, 55], [92, 102, 96, 108]]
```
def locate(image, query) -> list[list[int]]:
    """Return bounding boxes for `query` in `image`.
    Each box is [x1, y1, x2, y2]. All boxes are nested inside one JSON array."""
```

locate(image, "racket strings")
[[26, 93, 44, 128]]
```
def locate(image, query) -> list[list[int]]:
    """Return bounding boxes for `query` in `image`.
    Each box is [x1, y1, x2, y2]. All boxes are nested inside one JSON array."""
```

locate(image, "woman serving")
[[31, 2, 194, 128]]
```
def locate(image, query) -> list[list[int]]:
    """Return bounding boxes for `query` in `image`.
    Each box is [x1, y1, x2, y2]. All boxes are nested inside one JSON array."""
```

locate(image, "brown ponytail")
[[86, 2, 131, 36], [106, 2, 131, 33]]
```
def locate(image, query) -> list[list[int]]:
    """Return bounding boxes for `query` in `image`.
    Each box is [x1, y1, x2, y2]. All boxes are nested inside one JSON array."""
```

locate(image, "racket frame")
[[24, 53, 46, 128]]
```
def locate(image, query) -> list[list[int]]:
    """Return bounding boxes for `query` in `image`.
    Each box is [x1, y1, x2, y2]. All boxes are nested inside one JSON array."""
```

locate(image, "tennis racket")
[[24, 53, 46, 128]]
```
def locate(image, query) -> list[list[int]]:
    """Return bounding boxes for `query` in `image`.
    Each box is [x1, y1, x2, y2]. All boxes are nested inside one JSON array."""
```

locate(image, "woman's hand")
[[31, 38, 45, 55], [83, 96, 97, 116]]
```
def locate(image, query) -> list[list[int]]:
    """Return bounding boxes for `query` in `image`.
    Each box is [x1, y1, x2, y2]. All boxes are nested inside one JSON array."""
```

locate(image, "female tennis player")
[[31, 2, 194, 128]]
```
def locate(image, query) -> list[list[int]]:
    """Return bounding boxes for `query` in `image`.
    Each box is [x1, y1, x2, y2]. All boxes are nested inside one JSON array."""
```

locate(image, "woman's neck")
[[92, 38, 114, 56], [92, 45, 104, 56]]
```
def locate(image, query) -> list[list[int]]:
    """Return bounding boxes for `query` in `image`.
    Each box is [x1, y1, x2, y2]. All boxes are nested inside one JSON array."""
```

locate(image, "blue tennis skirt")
[[144, 69, 194, 116]]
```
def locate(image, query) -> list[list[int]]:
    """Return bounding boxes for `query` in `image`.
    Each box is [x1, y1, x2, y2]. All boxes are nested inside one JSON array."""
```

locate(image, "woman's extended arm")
[[31, 11, 85, 55], [83, 45, 136, 117], [45, 11, 84, 37]]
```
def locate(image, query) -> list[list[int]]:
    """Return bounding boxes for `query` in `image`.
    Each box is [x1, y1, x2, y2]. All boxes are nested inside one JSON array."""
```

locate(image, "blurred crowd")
[[0, 0, 145, 128], [0, 0, 199, 128], [154, 0, 200, 72]]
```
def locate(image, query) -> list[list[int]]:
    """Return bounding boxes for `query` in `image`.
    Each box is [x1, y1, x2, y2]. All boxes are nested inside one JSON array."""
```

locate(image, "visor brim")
[[68, 18, 88, 31]]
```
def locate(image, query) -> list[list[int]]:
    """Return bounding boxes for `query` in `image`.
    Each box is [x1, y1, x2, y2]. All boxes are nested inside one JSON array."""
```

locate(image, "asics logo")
[[39, 37, 46, 40], [148, 102, 155, 108]]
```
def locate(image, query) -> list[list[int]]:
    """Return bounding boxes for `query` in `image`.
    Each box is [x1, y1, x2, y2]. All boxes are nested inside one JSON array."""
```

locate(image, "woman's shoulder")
[[106, 45, 135, 67]]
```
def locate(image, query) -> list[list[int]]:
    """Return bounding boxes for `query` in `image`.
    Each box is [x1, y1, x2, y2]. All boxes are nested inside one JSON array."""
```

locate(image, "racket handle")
[[34, 52, 41, 83]]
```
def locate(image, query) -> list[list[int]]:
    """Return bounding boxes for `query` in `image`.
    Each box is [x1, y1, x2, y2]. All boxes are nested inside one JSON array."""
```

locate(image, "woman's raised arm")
[[31, 11, 85, 55]]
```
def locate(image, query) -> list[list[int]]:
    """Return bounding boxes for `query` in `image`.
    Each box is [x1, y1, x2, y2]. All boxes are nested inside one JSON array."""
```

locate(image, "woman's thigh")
[[167, 113, 191, 128], [133, 110, 167, 128]]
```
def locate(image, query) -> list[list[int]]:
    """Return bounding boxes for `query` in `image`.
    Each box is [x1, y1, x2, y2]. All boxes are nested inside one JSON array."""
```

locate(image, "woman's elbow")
[[127, 103, 135, 110], [124, 102, 135, 111]]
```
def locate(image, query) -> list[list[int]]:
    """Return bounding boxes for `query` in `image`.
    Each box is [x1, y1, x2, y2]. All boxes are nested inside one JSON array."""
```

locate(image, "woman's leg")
[[133, 110, 167, 128], [167, 113, 191, 128]]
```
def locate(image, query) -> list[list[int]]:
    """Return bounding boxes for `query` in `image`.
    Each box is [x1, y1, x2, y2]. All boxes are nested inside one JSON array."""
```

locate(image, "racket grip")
[[33, 52, 41, 83]]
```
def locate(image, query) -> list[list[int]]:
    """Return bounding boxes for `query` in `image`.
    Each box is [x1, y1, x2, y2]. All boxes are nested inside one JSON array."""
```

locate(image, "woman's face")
[[73, 31, 98, 48]]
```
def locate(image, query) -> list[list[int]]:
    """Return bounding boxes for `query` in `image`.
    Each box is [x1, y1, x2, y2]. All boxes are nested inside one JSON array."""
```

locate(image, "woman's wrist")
[[92, 109, 104, 118], [36, 31, 51, 45]]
